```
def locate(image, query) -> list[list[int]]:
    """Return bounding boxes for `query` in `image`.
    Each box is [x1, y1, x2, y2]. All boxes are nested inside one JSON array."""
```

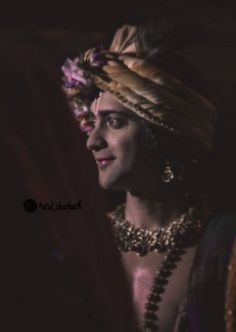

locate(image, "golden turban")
[[62, 24, 217, 152]]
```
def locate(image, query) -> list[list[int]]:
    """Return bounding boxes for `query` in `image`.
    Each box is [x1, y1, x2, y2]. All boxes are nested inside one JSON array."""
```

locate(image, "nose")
[[86, 126, 108, 151]]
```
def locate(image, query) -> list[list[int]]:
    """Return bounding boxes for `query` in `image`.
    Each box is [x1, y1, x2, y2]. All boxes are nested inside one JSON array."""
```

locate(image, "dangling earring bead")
[[162, 161, 174, 183]]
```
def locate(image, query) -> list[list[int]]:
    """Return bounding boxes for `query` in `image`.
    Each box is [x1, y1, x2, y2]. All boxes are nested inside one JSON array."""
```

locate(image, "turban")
[[62, 25, 217, 152]]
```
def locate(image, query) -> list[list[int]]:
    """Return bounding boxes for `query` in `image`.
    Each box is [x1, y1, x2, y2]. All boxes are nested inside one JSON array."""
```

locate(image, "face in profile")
[[86, 92, 157, 191]]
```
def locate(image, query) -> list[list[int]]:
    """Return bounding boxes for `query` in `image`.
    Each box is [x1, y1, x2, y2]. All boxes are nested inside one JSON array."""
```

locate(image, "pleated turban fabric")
[[62, 24, 217, 152]]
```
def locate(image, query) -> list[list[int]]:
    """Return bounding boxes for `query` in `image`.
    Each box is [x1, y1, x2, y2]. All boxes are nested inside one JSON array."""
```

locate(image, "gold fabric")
[[109, 24, 138, 53], [62, 24, 217, 150], [90, 25, 217, 151]]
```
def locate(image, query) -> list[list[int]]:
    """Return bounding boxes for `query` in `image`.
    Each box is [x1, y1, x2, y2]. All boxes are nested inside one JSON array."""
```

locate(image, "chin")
[[99, 179, 120, 191], [99, 176, 126, 190], [98, 174, 130, 191]]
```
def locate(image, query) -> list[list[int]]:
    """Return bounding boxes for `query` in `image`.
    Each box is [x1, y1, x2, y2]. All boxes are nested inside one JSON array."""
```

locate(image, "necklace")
[[108, 204, 207, 332], [143, 244, 187, 332], [108, 204, 205, 256]]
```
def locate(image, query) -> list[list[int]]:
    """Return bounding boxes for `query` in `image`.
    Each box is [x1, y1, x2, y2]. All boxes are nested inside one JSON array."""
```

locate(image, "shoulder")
[[199, 213, 236, 260], [187, 213, 236, 332], [193, 213, 236, 282], [205, 213, 236, 234]]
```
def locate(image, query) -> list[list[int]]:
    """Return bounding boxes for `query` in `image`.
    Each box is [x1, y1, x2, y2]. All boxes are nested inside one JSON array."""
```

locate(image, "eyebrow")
[[97, 109, 136, 118]]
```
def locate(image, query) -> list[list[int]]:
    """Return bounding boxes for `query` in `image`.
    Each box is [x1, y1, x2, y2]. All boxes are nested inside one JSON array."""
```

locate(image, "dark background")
[[1, 0, 236, 208], [0, 1, 235, 73], [0, 0, 235, 29], [1, 1, 235, 70], [1, 1, 236, 320]]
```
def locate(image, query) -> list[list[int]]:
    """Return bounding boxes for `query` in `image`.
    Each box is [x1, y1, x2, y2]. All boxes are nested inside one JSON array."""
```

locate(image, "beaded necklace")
[[108, 204, 205, 256], [108, 204, 206, 332]]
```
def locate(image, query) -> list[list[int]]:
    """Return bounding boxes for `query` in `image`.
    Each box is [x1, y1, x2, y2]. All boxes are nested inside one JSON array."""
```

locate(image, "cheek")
[[116, 134, 143, 168]]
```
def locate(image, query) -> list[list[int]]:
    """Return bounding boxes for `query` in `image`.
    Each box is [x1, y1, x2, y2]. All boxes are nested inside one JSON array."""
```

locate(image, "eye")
[[106, 116, 125, 129]]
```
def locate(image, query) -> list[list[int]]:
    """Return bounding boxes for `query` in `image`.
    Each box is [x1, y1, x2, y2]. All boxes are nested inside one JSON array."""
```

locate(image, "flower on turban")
[[61, 24, 217, 151]]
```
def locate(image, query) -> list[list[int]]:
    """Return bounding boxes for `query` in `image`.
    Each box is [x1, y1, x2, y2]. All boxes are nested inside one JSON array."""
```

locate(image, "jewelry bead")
[[108, 203, 206, 331], [145, 303, 159, 311], [158, 269, 172, 278], [144, 312, 158, 321], [151, 287, 163, 294], [109, 204, 203, 256], [147, 294, 162, 302], [143, 321, 159, 331]]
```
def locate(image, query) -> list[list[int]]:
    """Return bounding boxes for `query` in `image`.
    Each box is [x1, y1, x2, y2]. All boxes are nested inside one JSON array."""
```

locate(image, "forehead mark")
[[92, 91, 141, 122], [92, 92, 103, 116]]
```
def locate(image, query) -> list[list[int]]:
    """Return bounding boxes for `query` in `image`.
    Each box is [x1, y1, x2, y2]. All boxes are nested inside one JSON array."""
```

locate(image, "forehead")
[[91, 91, 131, 115]]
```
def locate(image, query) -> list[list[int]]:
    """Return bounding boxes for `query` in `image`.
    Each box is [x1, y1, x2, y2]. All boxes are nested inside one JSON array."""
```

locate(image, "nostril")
[[86, 134, 107, 151]]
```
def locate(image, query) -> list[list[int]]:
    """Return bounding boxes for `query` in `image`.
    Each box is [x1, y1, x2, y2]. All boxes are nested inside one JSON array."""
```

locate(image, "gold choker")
[[108, 204, 206, 256]]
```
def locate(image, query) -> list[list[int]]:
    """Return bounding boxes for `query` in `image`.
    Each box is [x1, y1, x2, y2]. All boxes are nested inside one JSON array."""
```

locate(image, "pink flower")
[[61, 48, 106, 135], [87, 46, 107, 67], [79, 118, 94, 134], [62, 58, 92, 88], [69, 101, 90, 118]]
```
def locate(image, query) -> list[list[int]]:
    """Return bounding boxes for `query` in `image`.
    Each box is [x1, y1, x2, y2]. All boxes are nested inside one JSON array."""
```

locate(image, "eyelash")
[[106, 116, 125, 129], [85, 115, 127, 137]]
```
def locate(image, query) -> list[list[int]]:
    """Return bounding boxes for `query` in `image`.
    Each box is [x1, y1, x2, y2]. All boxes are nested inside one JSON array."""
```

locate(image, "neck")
[[125, 190, 189, 230]]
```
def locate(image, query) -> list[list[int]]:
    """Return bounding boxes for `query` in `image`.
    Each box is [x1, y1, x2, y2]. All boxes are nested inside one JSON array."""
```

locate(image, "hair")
[[128, 21, 212, 207], [136, 20, 209, 159], [135, 19, 236, 211]]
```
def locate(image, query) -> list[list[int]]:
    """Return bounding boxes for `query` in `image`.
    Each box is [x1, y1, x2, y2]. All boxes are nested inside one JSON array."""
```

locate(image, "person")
[[0, 33, 138, 332], [61, 21, 236, 332], [187, 214, 236, 332]]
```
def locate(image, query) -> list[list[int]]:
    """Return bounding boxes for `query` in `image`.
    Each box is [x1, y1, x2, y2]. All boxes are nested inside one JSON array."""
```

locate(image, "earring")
[[162, 161, 174, 183]]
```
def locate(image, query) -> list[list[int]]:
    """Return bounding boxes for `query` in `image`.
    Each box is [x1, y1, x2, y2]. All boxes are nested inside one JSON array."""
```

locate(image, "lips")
[[95, 157, 115, 170]]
